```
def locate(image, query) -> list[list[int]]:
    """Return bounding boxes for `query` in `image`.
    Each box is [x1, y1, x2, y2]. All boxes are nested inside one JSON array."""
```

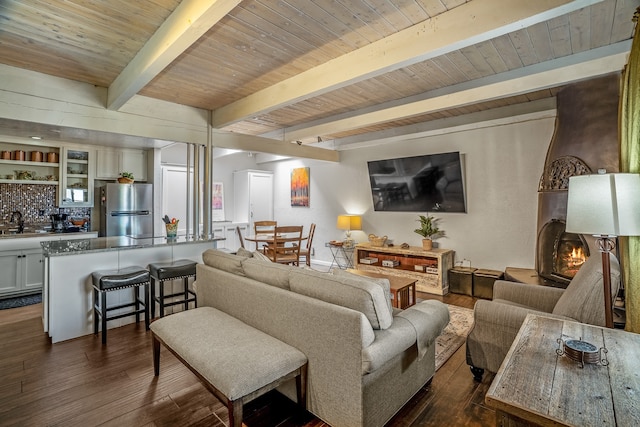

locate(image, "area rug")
[[0, 293, 42, 310], [435, 304, 474, 371]]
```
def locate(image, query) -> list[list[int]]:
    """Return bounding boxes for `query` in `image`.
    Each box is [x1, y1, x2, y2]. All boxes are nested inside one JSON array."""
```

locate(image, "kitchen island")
[[41, 235, 224, 343]]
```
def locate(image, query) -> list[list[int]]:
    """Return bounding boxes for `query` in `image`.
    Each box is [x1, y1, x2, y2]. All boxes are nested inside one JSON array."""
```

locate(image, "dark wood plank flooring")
[[0, 292, 495, 426]]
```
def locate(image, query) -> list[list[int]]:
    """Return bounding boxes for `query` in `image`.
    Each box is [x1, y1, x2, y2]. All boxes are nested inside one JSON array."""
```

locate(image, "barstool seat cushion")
[[92, 266, 150, 291], [149, 259, 197, 280]]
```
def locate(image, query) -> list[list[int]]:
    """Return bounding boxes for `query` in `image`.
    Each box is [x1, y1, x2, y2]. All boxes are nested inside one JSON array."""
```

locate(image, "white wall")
[[253, 117, 555, 271]]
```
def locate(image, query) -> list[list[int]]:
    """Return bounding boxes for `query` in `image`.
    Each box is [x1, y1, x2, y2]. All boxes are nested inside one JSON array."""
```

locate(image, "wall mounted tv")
[[367, 151, 466, 213]]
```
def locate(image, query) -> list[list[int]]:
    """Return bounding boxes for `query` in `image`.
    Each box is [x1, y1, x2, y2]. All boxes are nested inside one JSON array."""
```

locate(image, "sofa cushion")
[[289, 269, 394, 329], [552, 253, 621, 326], [242, 258, 292, 290], [332, 269, 393, 315], [202, 249, 245, 276]]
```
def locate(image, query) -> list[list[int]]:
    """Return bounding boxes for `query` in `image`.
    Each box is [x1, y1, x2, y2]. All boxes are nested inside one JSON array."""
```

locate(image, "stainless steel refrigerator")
[[100, 183, 153, 237]]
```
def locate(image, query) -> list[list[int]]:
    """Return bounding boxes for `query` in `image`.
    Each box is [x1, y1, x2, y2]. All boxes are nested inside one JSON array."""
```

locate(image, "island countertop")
[[41, 235, 225, 256], [43, 234, 223, 343]]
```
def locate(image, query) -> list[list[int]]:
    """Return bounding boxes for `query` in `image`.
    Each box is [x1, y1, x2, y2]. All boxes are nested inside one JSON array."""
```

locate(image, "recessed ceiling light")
[[30, 136, 42, 140]]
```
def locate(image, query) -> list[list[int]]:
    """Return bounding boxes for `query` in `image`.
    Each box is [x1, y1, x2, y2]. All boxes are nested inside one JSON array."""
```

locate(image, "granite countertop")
[[0, 230, 92, 240], [41, 235, 224, 256]]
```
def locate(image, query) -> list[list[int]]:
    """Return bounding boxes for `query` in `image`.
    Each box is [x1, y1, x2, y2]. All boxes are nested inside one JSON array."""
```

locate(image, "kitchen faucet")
[[10, 210, 24, 233]]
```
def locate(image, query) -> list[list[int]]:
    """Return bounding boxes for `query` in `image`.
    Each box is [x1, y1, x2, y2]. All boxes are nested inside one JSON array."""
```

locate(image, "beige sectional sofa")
[[195, 249, 450, 427]]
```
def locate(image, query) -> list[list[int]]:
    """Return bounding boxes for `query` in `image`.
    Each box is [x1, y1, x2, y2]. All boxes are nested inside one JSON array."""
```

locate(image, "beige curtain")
[[620, 8, 640, 333]]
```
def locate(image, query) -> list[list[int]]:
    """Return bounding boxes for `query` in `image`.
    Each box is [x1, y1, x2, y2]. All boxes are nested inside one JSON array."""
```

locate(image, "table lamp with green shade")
[[566, 172, 640, 328], [337, 214, 362, 248]]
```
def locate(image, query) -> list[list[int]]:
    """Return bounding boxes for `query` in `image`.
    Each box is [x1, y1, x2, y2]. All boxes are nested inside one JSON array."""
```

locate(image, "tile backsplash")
[[0, 183, 90, 224]]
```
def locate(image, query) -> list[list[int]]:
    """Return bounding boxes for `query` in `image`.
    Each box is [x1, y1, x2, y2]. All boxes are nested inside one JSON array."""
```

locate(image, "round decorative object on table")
[[556, 338, 608, 367]]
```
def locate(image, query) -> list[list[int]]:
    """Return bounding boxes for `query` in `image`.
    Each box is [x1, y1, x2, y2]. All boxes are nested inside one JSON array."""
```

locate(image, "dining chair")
[[236, 226, 245, 249], [253, 220, 277, 250], [298, 223, 316, 267], [263, 225, 303, 265]]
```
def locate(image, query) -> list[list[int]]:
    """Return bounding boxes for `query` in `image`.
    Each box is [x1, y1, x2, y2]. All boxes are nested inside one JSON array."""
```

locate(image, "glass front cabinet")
[[60, 148, 94, 207]]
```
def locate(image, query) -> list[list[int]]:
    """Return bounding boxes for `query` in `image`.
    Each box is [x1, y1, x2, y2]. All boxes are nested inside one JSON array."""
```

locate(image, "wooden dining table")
[[243, 233, 308, 250]]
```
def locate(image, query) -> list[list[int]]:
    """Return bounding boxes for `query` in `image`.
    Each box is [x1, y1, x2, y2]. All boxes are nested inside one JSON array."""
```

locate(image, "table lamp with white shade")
[[566, 173, 640, 328], [337, 214, 362, 248]]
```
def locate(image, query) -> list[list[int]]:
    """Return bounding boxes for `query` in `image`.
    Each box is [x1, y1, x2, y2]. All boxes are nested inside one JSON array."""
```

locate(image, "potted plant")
[[118, 171, 134, 184], [414, 214, 441, 250]]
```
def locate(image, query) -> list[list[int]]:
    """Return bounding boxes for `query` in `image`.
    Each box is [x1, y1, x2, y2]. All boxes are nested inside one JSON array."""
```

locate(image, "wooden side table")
[[347, 269, 417, 309], [486, 314, 640, 426]]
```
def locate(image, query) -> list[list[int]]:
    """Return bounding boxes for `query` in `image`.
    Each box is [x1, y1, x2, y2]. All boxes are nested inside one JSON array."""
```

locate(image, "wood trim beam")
[[279, 41, 629, 142], [211, 0, 602, 128], [210, 130, 339, 162], [330, 98, 557, 151], [107, 0, 243, 111]]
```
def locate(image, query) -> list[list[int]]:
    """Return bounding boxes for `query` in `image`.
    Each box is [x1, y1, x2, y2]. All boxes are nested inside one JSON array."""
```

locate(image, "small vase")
[[165, 221, 179, 238], [422, 239, 433, 250]]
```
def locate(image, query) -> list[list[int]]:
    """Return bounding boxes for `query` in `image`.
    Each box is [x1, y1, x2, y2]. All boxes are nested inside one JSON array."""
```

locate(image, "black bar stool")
[[148, 259, 197, 318], [91, 266, 150, 344]]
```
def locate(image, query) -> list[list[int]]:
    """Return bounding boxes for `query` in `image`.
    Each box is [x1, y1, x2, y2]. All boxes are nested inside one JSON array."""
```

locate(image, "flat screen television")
[[367, 151, 466, 213]]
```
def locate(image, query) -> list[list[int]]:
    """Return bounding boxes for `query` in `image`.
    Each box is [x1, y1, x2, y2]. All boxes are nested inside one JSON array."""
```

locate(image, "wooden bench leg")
[[229, 399, 243, 427], [296, 364, 308, 409], [153, 335, 161, 376]]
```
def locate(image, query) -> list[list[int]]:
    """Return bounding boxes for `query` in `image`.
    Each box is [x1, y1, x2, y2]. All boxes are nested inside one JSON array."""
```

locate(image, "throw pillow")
[[332, 269, 393, 316], [289, 269, 394, 329], [252, 250, 273, 262], [235, 247, 254, 258]]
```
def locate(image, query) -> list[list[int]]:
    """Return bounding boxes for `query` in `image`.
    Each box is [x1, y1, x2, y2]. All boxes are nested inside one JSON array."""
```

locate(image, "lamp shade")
[[337, 214, 362, 231], [566, 173, 640, 236]]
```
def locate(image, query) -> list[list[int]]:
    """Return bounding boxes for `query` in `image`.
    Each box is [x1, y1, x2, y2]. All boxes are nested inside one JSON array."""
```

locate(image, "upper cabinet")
[[95, 148, 147, 181], [60, 147, 94, 207]]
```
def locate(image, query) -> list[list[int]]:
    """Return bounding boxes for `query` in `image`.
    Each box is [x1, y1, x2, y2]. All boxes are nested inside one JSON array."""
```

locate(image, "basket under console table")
[[355, 244, 454, 295]]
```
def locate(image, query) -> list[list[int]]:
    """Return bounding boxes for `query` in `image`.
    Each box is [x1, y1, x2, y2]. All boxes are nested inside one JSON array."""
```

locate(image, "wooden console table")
[[355, 244, 453, 295], [486, 314, 640, 426]]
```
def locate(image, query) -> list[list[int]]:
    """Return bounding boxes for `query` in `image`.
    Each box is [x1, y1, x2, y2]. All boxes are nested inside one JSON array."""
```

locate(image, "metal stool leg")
[[159, 279, 166, 318], [93, 288, 99, 336], [150, 277, 156, 319], [101, 291, 108, 344], [183, 277, 189, 311], [144, 282, 150, 330]]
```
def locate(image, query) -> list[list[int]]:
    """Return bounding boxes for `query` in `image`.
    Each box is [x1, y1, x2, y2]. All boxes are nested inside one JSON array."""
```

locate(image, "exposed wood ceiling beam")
[[210, 130, 339, 162], [211, 0, 602, 128], [329, 98, 558, 151], [277, 41, 629, 142], [107, 0, 243, 111]]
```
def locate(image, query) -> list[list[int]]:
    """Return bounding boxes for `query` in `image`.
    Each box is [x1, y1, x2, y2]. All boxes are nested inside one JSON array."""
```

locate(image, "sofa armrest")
[[493, 280, 565, 313]]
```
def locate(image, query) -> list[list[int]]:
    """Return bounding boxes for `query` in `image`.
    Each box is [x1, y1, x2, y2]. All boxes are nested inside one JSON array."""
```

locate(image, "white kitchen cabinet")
[[233, 170, 273, 233], [95, 148, 147, 181], [212, 224, 226, 248], [60, 147, 94, 207], [225, 223, 248, 252], [0, 248, 43, 298]]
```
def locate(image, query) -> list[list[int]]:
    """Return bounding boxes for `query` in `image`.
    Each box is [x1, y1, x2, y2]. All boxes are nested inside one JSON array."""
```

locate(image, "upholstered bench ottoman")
[[150, 306, 308, 427]]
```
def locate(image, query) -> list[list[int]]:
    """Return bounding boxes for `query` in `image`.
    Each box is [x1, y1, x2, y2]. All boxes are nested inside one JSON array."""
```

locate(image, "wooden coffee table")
[[486, 314, 640, 426], [347, 269, 417, 309]]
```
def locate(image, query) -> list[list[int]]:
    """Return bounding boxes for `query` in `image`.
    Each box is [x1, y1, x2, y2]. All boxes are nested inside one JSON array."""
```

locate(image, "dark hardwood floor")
[[0, 292, 495, 426]]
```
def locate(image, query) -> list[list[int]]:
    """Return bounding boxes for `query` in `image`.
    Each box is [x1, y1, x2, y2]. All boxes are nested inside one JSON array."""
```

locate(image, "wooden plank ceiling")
[[0, 0, 638, 151]]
